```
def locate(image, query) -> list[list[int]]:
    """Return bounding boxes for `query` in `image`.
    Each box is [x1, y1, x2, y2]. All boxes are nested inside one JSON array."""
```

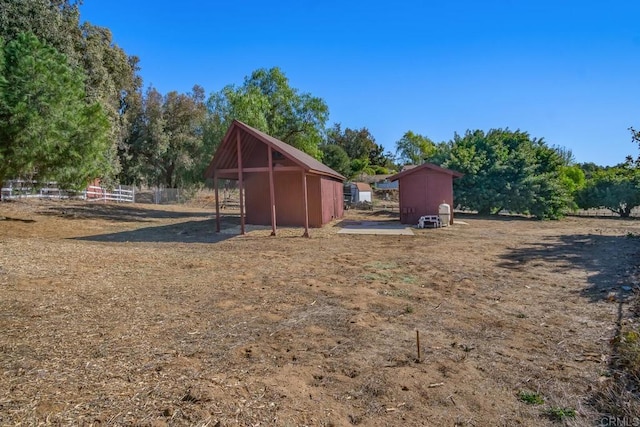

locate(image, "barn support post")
[[214, 172, 220, 232], [268, 147, 277, 236], [301, 170, 309, 238], [237, 132, 245, 235]]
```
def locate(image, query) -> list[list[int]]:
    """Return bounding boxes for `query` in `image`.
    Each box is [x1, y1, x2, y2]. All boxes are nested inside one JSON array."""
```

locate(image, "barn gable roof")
[[204, 120, 345, 181], [388, 163, 463, 182]]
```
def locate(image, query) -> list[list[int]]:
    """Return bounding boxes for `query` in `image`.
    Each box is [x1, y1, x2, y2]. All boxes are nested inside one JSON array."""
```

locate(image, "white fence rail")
[[85, 185, 134, 203], [1, 181, 134, 203], [0, 180, 193, 205], [569, 208, 640, 218]]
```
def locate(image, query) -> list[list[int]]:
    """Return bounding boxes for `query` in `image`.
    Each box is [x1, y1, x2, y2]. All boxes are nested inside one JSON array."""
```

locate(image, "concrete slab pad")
[[337, 221, 415, 236]]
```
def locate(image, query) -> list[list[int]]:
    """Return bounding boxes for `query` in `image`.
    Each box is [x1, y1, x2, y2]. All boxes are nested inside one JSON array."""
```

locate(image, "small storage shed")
[[351, 182, 372, 203], [204, 120, 345, 237], [388, 163, 463, 225]]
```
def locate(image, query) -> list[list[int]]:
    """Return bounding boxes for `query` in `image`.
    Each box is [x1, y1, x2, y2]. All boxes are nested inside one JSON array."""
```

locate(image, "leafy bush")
[[518, 391, 544, 405]]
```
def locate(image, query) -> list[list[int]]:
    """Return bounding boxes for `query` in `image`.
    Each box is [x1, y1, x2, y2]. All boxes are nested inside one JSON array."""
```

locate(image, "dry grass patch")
[[1, 200, 639, 425]]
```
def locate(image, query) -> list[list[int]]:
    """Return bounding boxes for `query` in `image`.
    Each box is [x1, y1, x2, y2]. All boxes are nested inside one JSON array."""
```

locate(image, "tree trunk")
[[166, 163, 175, 188], [620, 207, 631, 218], [478, 206, 492, 216]]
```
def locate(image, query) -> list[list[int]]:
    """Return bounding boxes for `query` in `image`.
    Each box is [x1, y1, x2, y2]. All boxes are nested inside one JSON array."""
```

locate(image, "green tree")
[[117, 86, 144, 185], [395, 130, 436, 165], [576, 166, 640, 217], [440, 129, 507, 215], [367, 142, 387, 167], [160, 86, 206, 187], [203, 83, 269, 156], [439, 129, 572, 219], [325, 123, 386, 166], [524, 143, 572, 219], [430, 141, 452, 165], [124, 85, 206, 188], [0, 0, 142, 183], [128, 86, 168, 186], [578, 162, 601, 180], [350, 158, 375, 180], [629, 126, 640, 167], [204, 67, 328, 165], [381, 150, 398, 171], [320, 144, 351, 178], [577, 128, 640, 217], [0, 0, 81, 61], [0, 32, 111, 187], [559, 164, 585, 209], [77, 22, 142, 183]]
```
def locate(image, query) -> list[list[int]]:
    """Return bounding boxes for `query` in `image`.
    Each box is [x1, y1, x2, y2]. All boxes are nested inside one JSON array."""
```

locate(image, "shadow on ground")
[[334, 211, 401, 229], [74, 217, 242, 244], [369, 209, 400, 218], [333, 219, 403, 228], [38, 203, 211, 222], [0, 216, 36, 223], [499, 232, 640, 418], [497, 233, 639, 302]]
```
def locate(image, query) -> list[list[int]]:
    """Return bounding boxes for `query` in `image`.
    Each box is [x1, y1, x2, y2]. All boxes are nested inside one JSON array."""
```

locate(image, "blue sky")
[[80, 1, 640, 166]]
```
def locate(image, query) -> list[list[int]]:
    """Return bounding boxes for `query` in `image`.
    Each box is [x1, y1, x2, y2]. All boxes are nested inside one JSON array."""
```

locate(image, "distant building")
[[350, 182, 372, 203], [374, 180, 398, 191]]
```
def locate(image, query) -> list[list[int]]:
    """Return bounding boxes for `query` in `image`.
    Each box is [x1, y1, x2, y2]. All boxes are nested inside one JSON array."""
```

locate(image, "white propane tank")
[[438, 202, 451, 227]]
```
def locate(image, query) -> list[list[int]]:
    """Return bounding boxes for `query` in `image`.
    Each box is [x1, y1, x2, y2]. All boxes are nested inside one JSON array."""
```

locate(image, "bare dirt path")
[[1, 200, 639, 426]]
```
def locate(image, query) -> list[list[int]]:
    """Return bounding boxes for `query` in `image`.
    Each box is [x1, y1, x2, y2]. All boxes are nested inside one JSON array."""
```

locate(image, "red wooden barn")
[[204, 120, 345, 236], [388, 163, 463, 225]]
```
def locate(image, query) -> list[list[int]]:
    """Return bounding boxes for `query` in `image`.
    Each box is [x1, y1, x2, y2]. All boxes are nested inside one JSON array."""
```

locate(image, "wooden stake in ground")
[[416, 330, 421, 362]]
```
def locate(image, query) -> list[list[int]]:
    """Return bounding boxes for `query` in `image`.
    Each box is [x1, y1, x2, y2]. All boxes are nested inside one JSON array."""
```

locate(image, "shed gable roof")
[[204, 120, 345, 181], [388, 163, 463, 182]]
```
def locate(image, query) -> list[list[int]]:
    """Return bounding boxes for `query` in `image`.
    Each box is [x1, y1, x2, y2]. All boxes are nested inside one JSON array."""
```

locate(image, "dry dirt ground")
[[1, 199, 640, 426]]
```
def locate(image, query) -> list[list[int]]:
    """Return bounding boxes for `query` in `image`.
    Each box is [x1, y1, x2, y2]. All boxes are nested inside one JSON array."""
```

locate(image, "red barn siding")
[[244, 172, 337, 228], [244, 173, 269, 225], [242, 142, 267, 168], [306, 175, 322, 227], [205, 121, 346, 231], [397, 169, 456, 225], [321, 178, 344, 224], [245, 172, 304, 227]]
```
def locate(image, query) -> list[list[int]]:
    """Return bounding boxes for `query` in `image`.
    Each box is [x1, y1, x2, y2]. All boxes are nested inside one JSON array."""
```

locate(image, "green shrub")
[[518, 391, 544, 405], [545, 407, 576, 421]]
